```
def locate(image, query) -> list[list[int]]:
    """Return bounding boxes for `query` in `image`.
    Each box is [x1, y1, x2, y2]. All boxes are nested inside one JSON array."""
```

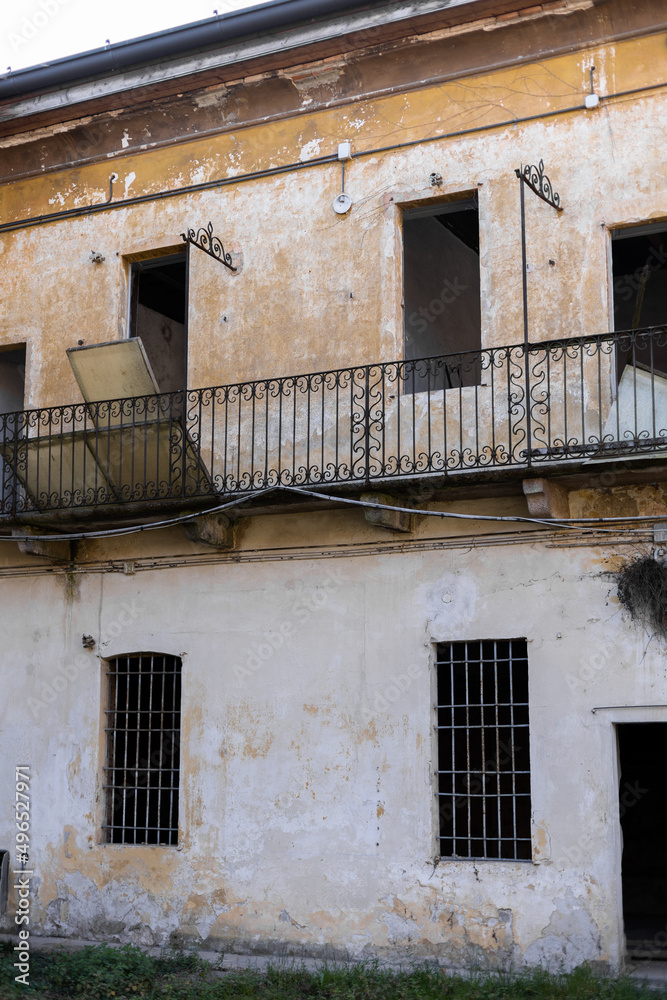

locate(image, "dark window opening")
[[612, 223, 667, 379], [403, 199, 481, 393], [436, 639, 531, 861], [618, 723, 667, 959], [0, 346, 26, 509], [104, 653, 181, 845], [129, 254, 187, 393], [0, 346, 26, 415]]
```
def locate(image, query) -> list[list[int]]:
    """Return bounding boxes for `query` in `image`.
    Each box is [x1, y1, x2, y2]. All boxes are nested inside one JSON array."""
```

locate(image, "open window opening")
[[0, 346, 26, 415], [617, 723, 667, 960], [0, 346, 26, 509], [104, 653, 181, 846], [403, 198, 481, 393], [129, 254, 187, 393], [612, 223, 667, 381], [435, 638, 531, 861]]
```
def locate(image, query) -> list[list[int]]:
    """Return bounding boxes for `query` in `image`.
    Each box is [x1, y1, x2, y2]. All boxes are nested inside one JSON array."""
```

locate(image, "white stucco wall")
[[0, 507, 663, 970]]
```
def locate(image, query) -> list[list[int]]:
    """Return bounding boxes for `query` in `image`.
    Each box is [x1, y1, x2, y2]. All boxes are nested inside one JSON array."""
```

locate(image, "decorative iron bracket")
[[514, 158, 564, 468], [514, 158, 564, 349], [514, 160, 563, 212], [181, 221, 237, 271]]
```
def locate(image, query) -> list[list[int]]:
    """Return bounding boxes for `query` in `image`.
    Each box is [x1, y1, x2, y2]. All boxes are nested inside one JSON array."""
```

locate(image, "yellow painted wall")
[[0, 33, 665, 407]]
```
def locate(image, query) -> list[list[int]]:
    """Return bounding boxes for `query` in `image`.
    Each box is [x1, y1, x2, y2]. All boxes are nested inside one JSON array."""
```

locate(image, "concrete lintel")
[[185, 512, 234, 549], [522, 478, 570, 520], [361, 492, 414, 533], [13, 529, 71, 562]]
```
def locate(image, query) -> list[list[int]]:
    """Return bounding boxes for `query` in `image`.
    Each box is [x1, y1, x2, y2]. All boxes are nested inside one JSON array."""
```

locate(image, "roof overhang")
[[0, 0, 551, 128]]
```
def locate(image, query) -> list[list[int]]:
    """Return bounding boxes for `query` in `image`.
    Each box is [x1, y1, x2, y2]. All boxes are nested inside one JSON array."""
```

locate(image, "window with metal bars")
[[435, 639, 531, 861], [104, 653, 181, 845]]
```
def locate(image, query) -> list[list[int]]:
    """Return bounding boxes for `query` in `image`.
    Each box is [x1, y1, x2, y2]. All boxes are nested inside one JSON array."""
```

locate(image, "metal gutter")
[[0, 0, 368, 98], [0, 0, 486, 111]]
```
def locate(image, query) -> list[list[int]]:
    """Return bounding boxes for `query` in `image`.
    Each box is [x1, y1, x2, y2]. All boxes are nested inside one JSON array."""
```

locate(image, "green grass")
[[0, 942, 665, 1000]]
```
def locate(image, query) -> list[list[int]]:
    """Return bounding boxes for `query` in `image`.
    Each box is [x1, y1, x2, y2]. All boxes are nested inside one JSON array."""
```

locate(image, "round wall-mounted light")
[[333, 193, 352, 215]]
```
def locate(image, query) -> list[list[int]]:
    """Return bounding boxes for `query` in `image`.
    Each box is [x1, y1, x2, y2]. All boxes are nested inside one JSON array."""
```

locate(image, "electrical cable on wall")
[[2, 80, 667, 236], [1, 484, 665, 544]]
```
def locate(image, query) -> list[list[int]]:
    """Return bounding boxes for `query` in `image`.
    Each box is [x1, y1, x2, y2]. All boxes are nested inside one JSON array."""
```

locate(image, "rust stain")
[[66, 752, 81, 792], [244, 733, 274, 758], [358, 719, 378, 742], [182, 698, 205, 832], [569, 484, 667, 519]]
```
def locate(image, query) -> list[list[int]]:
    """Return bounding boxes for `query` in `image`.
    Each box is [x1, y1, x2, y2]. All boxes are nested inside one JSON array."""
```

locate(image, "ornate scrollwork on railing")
[[181, 221, 237, 271], [527, 344, 550, 453], [1, 328, 667, 517], [515, 159, 563, 212], [350, 366, 370, 481], [506, 345, 528, 463]]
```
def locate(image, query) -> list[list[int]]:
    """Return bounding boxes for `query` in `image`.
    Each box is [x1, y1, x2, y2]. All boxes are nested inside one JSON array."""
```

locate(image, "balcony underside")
[[0, 327, 666, 530], [1, 456, 666, 535]]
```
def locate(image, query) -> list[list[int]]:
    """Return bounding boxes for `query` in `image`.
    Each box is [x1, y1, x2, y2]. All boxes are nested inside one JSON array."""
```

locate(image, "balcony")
[[1, 327, 666, 522]]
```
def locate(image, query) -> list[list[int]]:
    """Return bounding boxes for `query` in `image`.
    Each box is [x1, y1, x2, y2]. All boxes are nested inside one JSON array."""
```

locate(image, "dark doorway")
[[403, 198, 481, 393], [618, 723, 667, 959], [612, 223, 667, 381], [129, 253, 187, 393]]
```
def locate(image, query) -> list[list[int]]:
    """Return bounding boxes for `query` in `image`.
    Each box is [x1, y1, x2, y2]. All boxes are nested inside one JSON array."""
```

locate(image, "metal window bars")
[[104, 653, 181, 845], [0, 326, 665, 517], [435, 639, 531, 861]]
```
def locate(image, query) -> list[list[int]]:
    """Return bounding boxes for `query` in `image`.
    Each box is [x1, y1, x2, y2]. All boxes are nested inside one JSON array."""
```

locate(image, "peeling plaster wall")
[[0, 32, 666, 403], [1, 11, 667, 973], [0, 508, 664, 969]]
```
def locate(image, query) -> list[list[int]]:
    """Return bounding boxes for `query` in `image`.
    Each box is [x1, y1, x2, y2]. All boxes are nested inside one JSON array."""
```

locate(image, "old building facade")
[[0, 0, 666, 973]]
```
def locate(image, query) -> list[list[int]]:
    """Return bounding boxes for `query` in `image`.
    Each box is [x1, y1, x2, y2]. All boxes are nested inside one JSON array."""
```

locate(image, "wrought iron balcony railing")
[[1, 327, 666, 518]]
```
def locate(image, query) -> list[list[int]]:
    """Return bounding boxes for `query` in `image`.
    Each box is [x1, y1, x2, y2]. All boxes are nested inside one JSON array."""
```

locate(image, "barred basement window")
[[435, 639, 531, 861], [104, 653, 181, 845]]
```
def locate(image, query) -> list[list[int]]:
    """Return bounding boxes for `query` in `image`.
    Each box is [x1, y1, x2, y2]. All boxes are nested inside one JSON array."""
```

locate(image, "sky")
[[0, 0, 267, 74]]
